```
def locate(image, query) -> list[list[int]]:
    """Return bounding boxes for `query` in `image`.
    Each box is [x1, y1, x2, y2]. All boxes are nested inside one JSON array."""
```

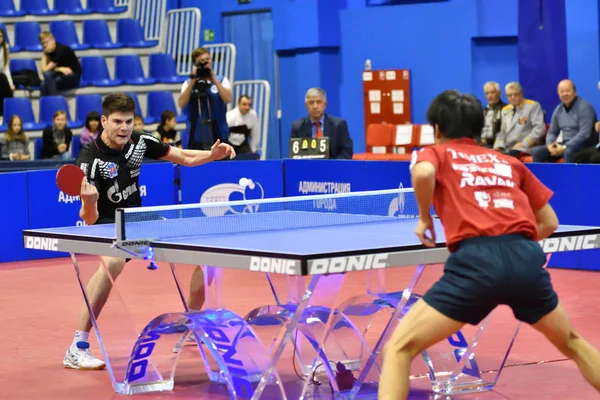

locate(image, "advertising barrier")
[[2, 159, 600, 270]]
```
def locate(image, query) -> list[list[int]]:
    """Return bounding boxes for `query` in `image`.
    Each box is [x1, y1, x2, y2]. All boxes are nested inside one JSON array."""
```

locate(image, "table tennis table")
[[22, 188, 600, 399]]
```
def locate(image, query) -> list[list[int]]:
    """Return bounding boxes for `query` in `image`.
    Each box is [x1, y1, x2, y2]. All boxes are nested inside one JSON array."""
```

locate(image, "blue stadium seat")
[[147, 91, 186, 124], [74, 94, 103, 127], [50, 21, 90, 51], [2, 98, 44, 131], [34, 138, 43, 159], [116, 19, 158, 48], [21, 0, 57, 15], [87, 0, 127, 14], [71, 136, 82, 158], [115, 55, 156, 86], [39, 96, 79, 129], [126, 92, 155, 125], [15, 22, 43, 52], [80, 56, 123, 87], [54, 0, 91, 14], [149, 53, 186, 84], [83, 20, 123, 49], [0, 0, 26, 16], [0, 23, 20, 53], [9, 59, 41, 90]]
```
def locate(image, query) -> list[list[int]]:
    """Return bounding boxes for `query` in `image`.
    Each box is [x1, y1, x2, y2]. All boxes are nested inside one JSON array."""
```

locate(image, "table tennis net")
[[118, 188, 420, 241]]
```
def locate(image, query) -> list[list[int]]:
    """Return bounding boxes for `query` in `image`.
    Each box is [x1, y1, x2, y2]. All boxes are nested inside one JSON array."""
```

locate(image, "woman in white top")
[[0, 28, 14, 118]]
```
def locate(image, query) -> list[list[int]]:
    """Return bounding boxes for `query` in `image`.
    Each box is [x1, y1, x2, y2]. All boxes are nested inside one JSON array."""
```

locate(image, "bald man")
[[532, 80, 597, 163]]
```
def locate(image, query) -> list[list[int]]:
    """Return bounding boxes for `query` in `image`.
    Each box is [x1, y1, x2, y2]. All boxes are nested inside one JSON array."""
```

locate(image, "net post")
[[115, 208, 125, 241]]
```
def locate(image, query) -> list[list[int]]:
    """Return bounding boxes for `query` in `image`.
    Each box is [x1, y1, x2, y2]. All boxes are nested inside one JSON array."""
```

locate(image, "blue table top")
[[23, 215, 600, 257]]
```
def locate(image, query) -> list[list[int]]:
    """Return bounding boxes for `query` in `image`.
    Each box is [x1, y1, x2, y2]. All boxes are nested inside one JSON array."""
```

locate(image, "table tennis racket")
[[56, 164, 86, 196]]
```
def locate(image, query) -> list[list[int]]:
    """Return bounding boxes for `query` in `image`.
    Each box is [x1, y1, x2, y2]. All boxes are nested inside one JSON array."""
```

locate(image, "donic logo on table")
[[200, 178, 265, 217]]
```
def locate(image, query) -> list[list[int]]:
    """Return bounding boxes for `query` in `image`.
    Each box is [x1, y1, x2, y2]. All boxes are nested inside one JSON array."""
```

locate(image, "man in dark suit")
[[290, 88, 353, 159]]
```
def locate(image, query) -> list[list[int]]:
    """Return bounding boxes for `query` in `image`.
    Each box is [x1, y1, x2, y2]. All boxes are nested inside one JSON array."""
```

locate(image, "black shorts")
[[422, 234, 559, 325]]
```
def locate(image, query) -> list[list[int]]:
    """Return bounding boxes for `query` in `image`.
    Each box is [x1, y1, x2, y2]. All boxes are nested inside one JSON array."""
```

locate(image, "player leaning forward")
[[379, 90, 600, 399], [63, 93, 235, 370]]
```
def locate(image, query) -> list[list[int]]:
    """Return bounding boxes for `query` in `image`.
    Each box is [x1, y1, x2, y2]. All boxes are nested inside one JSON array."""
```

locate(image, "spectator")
[[290, 88, 353, 159], [178, 47, 232, 150], [480, 81, 505, 148], [493, 82, 545, 158], [154, 110, 181, 147], [39, 32, 81, 96], [80, 111, 101, 146], [532, 80, 597, 163], [226, 95, 259, 154], [0, 115, 30, 160], [133, 114, 152, 136], [0, 28, 14, 119], [41, 110, 72, 159], [572, 121, 600, 164]]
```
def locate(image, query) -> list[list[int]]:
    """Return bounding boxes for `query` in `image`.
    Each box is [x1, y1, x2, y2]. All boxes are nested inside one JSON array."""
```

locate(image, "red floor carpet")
[[0, 256, 599, 399]]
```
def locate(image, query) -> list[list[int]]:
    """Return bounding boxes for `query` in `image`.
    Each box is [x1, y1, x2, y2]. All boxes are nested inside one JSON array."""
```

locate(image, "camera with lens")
[[191, 59, 212, 80], [190, 59, 212, 94]]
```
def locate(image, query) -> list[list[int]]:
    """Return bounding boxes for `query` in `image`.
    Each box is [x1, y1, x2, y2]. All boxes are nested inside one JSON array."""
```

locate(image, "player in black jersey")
[[63, 93, 235, 370]]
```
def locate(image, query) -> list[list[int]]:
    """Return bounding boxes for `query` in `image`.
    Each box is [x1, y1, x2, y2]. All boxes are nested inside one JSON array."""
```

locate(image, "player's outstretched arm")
[[161, 139, 236, 167], [535, 203, 559, 240], [411, 161, 436, 220], [411, 161, 437, 247], [80, 177, 99, 225]]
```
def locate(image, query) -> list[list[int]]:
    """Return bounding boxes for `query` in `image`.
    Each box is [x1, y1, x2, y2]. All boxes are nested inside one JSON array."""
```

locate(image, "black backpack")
[[11, 69, 42, 89]]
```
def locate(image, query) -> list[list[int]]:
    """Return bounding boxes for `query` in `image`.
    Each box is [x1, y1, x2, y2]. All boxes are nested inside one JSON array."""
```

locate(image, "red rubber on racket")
[[56, 164, 86, 196]]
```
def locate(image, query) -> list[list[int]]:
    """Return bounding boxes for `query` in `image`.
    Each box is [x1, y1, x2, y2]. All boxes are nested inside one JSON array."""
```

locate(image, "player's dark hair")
[[102, 93, 136, 118], [426, 90, 484, 140]]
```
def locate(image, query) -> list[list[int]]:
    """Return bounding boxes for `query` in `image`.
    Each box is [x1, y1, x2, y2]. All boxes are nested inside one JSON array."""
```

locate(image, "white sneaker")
[[63, 341, 106, 370]]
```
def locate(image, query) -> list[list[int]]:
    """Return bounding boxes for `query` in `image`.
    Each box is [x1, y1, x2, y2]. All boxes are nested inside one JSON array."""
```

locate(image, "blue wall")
[[566, 0, 600, 116], [179, 0, 599, 155], [340, 1, 478, 151]]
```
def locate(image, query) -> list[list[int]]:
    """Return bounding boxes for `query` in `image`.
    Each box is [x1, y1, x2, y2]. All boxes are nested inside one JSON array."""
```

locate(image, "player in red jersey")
[[379, 90, 600, 399]]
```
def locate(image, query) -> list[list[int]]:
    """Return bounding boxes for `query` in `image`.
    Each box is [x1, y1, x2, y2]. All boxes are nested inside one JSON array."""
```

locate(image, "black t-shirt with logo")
[[75, 131, 170, 223], [48, 43, 82, 76]]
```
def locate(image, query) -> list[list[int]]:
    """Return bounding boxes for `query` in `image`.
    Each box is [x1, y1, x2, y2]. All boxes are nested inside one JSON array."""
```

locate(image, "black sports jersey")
[[75, 131, 170, 223]]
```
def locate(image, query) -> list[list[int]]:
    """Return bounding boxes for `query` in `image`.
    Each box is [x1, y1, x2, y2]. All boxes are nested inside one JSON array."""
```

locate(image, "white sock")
[[72, 330, 90, 349]]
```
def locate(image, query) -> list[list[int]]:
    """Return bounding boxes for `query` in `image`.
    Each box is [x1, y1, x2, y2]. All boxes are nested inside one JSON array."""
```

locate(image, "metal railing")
[[134, 0, 167, 41], [159, 8, 202, 76], [118, 0, 167, 42], [113, 0, 130, 8], [232, 80, 271, 160], [204, 43, 236, 86]]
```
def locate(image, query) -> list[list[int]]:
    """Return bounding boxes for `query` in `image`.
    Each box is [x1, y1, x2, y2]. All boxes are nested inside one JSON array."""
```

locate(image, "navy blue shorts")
[[422, 234, 559, 325]]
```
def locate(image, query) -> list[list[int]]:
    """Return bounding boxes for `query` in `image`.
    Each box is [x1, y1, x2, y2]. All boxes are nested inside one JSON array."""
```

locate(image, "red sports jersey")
[[412, 138, 553, 252]]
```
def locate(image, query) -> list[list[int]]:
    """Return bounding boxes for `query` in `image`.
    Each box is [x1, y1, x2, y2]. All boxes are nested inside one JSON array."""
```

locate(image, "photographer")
[[178, 47, 232, 150]]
